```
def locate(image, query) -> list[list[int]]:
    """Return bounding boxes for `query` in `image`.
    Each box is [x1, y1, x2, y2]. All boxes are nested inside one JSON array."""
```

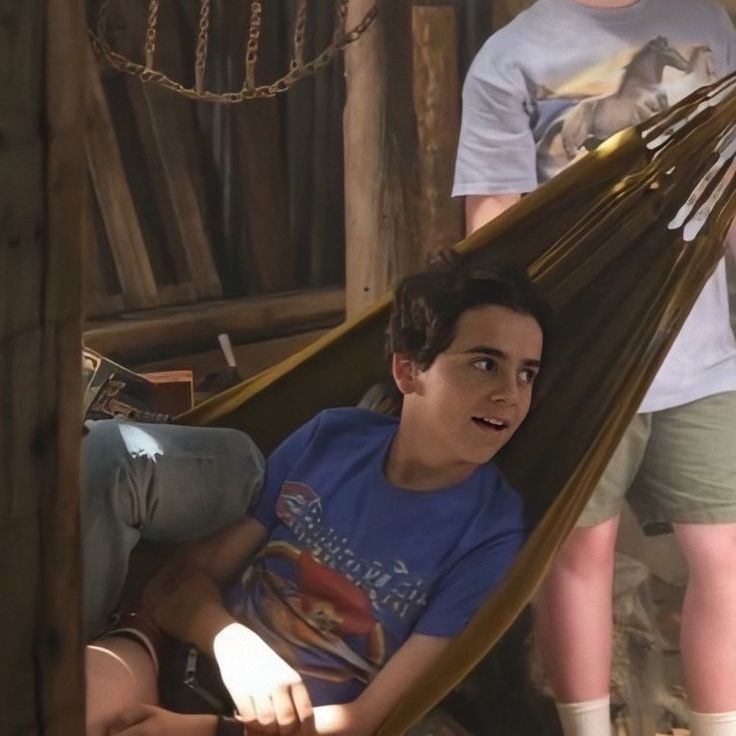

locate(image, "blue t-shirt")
[[224, 408, 527, 705]]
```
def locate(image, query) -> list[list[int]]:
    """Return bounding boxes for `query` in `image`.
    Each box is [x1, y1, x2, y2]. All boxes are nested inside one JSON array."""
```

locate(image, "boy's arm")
[[465, 193, 521, 235], [312, 634, 451, 736], [141, 516, 316, 735], [141, 515, 269, 651]]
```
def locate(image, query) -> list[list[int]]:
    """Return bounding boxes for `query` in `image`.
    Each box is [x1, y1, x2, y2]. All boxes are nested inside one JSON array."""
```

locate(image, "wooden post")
[[412, 5, 464, 259], [0, 0, 86, 732], [493, 0, 534, 30], [343, 0, 421, 316]]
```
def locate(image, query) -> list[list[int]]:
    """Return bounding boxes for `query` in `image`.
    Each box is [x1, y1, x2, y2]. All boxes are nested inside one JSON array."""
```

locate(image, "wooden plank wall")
[[85, 2, 498, 326], [85, 1, 346, 323], [0, 1, 86, 732]]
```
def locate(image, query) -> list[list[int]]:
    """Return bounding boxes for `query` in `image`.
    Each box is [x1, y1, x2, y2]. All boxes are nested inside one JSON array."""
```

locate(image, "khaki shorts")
[[578, 391, 736, 530]]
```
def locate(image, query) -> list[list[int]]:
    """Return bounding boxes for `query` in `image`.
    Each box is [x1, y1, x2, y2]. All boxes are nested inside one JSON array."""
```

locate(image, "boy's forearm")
[[313, 702, 370, 736], [142, 561, 237, 656]]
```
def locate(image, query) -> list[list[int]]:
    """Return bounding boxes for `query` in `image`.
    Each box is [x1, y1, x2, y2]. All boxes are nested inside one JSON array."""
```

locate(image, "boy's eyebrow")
[[463, 346, 541, 367]]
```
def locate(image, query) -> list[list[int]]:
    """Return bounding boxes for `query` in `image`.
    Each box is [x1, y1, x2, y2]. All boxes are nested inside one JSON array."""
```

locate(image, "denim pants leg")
[[81, 420, 265, 638]]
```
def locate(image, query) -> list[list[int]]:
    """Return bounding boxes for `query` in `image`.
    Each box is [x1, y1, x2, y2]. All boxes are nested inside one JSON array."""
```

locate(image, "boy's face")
[[396, 304, 543, 469]]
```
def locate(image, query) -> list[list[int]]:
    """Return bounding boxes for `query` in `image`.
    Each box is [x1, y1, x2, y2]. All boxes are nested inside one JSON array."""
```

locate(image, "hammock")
[[179, 73, 736, 734]]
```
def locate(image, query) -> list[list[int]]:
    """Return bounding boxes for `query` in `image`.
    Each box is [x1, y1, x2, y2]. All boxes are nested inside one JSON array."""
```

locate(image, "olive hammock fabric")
[[179, 74, 736, 734]]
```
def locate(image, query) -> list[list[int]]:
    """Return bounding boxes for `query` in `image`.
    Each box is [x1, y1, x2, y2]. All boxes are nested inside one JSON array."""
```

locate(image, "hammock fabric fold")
[[179, 73, 736, 734]]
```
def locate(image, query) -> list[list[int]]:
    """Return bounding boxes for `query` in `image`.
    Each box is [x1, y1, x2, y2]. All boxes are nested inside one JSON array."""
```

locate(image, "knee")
[[228, 429, 265, 483], [81, 421, 135, 502], [86, 638, 158, 734], [83, 419, 128, 461], [209, 427, 265, 502], [678, 525, 736, 581], [551, 522, 618, 580]]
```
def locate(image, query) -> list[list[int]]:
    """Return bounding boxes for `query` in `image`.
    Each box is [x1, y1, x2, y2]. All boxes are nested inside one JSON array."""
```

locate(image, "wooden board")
[[230, 2, 295, 294], [110, 0, 223, 301], [412, 5, 464, 258], [86, 46, 160, 310], [83, 178, 125, 317], [84, 287, 345, 364], [0, 0, 86, 731]]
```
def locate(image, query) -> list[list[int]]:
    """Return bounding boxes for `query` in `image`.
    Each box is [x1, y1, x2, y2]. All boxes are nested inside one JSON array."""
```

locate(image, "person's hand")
[[214, 623, 315, 735], [109, 703, 219, 735]]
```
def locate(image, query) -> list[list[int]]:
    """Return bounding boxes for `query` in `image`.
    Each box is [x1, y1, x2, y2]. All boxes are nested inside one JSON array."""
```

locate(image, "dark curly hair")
[[386, 253, 551, 370]]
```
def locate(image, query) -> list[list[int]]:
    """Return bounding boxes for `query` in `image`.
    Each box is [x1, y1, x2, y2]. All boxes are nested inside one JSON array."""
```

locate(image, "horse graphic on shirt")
[[559, 37, 690, 157], [536, 38, 708, 181]]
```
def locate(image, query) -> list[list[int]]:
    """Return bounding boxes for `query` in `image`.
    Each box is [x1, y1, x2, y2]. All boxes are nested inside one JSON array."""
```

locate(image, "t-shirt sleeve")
[[412, 502, 528, 638], [452, 40, 538, 197], [250, 414, 322, 530]]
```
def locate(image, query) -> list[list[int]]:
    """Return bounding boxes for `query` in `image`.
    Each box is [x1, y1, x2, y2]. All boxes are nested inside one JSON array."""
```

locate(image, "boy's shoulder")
[[303, 407, 398, 447]]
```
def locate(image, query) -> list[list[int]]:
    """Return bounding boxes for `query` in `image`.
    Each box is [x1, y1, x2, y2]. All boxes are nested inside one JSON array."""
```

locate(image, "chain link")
[[291, 0, 308, 72], [194, 0, 212, 95], [244, 0, 262, 90], [144, 0, 160, 69], [89, 0, 378, 103], [333, 0, 349, 46]]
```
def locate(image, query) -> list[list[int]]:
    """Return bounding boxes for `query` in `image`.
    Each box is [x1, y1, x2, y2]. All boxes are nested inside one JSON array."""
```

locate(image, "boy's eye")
[[519, 368, 538, 384], [472, 358, 496, 372]]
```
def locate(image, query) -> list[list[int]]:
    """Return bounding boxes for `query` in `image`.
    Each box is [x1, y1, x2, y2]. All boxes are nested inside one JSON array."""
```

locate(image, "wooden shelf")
[[84, 287, 344, 364]]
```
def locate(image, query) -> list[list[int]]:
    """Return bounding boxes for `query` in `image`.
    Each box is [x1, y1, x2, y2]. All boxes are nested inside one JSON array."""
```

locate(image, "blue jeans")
[[81, 420, 264, 637]]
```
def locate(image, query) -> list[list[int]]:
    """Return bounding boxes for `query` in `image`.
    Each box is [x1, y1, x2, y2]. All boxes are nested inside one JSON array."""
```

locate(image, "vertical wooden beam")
[[230, 3, 296, 295], [109, 0, 223, 301], [83, 180, 125, 318], [493, 0, 534, 30], [412, 5, 464, 259], [343, 0, 421, 316], [0, 0, 86, 732], [86, 47, 160, 310]]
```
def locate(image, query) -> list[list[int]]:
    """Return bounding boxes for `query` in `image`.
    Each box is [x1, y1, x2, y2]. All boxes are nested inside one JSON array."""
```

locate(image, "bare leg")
[[536, 515, 620, 702], [86, 637, 159, 736], [675, 522, 736, 713]]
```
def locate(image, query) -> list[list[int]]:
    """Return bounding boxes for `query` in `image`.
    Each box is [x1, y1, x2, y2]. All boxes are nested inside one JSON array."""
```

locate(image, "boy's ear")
[[391, 353, 420, 395]]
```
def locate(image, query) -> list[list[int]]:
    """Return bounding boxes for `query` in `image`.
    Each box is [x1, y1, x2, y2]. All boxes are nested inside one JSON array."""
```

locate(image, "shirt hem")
[[451, 181, 536, 198], [638, 369, 736, 413]]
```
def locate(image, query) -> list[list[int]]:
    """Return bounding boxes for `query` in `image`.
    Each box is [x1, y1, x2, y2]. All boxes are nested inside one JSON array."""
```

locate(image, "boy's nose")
[[490, 372, 518, 404]]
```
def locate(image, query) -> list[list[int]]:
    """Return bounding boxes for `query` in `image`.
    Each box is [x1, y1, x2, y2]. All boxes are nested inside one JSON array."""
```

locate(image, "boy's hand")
[[214, 623, 315, 735]]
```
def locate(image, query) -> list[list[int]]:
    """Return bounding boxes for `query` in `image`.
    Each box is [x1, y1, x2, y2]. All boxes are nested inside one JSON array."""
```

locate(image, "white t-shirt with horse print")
[[453, 0, 736, 413]]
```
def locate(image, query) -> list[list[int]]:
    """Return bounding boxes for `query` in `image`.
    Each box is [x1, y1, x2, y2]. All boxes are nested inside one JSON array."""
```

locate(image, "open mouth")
[[472, 416, 509, 432]]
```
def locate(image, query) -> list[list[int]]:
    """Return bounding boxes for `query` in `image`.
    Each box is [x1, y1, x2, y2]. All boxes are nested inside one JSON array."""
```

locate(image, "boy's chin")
[[470, 436, 513, 464]]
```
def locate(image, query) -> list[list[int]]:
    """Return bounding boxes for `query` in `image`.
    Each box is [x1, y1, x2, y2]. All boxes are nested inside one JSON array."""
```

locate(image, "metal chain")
[[291, 0, 308, 72], [194, 0, 213, 96], [333, 0, 349, 46], [244, 0, 262, 90], [144, 0, 160, 70], [89, 0, 379, 102]]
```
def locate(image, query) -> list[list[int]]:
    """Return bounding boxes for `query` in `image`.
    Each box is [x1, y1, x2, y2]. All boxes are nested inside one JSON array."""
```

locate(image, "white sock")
[[556, 695, 612, 736], [689, 708, 736, 736]]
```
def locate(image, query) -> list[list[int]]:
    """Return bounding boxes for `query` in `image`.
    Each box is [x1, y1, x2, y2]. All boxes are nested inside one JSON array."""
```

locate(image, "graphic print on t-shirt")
[[231, 481, 431, 685], [534, 37, 716, 180]]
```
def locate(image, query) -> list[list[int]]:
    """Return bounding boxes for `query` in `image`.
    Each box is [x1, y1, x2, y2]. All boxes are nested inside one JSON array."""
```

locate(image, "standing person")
[[85, 258, 548, 736], [453, 1, 736, 735]]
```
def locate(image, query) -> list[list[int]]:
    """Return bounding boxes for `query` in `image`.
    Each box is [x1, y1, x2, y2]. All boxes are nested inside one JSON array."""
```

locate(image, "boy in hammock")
[[85, 256, 548, 736], [454, 1, 736, 734]]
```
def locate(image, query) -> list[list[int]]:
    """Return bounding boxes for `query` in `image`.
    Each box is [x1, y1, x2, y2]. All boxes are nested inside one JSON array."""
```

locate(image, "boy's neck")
[[386, 424, 478, 491]]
